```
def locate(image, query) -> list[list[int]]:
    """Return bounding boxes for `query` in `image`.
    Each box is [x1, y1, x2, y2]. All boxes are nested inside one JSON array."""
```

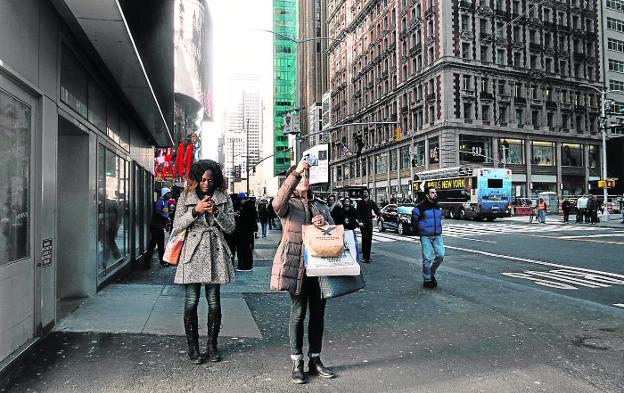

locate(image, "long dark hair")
[[185, 159, 225, 195]]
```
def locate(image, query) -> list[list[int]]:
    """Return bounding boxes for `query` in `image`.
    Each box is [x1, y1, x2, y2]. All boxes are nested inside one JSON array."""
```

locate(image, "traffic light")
[[394, 127, 401, 141], [597, 179, 616, 188], [607, 179, 616, 188], [598, 180, 605, 188]]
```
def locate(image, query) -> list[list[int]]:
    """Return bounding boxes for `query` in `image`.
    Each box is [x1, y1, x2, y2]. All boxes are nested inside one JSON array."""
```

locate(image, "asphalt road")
[[2, 221, 623, 392]]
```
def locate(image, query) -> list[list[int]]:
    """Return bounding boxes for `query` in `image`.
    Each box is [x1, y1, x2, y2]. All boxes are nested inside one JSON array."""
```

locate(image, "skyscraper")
[[273, 0, 298, 175]]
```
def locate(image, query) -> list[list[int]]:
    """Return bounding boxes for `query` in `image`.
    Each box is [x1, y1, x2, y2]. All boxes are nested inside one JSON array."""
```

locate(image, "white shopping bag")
[[304, 230, 360, 277]]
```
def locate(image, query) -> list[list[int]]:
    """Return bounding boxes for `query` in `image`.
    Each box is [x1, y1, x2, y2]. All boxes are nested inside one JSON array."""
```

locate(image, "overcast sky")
[[202, 0, 273, 161]]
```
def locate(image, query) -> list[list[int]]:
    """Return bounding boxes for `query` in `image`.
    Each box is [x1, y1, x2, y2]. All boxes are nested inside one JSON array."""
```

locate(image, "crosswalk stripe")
[[613, 304, 624, 309]]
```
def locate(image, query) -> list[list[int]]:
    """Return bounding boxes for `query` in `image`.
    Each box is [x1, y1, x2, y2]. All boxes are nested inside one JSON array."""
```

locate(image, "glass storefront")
[[561, 143, 583, 167], [97, 144, 129, 279], [390, 148, 398, 171], [499, 138, 525, 165], [588, 145, 599, 169], [401, 146, 409, 169], [531, 141, 555, 166], [429, 137, 440, 164], [459, 135, 493, 163], [414, 140, 425, 166], [562, 175, 585, 196], [0, 89, 30, 264]]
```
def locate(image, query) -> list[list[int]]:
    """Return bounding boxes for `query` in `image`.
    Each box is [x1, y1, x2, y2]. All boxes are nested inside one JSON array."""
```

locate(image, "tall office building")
[[299, 0, 330, 142], [602, 0, 624, 194], [273, 0, 298, 175], [221, 89, 263, 186], [328, 0, 604, 202]]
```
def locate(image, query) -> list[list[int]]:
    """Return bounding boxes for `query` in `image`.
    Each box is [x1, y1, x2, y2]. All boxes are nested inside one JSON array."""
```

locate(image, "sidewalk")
[[501, 213, 624, 228], [54, 229, 284, 339]]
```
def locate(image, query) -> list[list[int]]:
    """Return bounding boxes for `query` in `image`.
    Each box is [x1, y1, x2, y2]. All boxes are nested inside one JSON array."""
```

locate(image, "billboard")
[[302, 144, 329, 185], [174, 0, 213, 121]]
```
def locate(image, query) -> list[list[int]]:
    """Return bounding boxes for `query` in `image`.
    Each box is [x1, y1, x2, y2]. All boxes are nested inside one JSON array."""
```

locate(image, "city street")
[[2, 219, 623, 392]]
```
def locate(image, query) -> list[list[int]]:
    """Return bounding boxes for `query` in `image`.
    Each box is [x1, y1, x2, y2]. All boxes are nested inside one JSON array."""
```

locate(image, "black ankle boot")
[[183, 316, 203, 364], [206, 314, 221, 362], [291, 360, 306, 384], [308, 357, 335, 379]]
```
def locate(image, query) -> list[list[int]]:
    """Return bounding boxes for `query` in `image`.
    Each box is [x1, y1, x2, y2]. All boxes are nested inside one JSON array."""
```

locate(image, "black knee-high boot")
[[183, 315, 203, 364], [206, 313, 222, 362]]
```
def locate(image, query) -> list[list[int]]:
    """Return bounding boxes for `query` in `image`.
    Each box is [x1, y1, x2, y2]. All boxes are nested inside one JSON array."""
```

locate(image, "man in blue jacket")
[[412, 186, 445, 288]]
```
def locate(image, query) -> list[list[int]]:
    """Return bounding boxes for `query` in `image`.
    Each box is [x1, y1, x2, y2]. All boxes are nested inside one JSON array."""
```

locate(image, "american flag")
[[339, 142, 351, 159]]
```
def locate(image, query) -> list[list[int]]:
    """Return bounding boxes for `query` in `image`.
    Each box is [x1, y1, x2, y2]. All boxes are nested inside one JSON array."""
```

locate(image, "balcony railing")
[[480, 91, 494, 100], [546, 100, 557, 109], [529, 42, 542, 52], [514, 96, 526, 104], [427, 93, 436, 101]]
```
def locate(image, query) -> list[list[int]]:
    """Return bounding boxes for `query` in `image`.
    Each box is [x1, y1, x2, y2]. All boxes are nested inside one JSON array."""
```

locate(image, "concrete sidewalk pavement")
[[54, 229, 284, 339]]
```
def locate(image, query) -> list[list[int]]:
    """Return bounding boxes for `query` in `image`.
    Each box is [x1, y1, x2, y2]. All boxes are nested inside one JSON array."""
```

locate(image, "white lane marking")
[[557, 233, 624, 239], [614, 304, 624, 308], [445, 244, 624, 280], [444, 234, 497, 244]]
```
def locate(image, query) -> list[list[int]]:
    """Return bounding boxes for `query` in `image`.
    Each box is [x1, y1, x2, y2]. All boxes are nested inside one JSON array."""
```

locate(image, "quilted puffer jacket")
[[411, 199, 443, 237]]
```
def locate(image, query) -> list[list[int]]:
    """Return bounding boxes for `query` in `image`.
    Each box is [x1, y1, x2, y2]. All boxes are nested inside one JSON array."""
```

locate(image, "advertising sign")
[[283, 111, 300, 135], [302, 144, 329, 185]]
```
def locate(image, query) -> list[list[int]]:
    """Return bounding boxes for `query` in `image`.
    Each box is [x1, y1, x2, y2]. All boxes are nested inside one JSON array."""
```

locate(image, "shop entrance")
[[56, 117, 96, 319]]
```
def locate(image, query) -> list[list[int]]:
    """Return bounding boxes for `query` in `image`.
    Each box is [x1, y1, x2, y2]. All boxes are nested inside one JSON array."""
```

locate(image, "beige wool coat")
[[270, 172, 333, 296], [173, 189, 236, 285]]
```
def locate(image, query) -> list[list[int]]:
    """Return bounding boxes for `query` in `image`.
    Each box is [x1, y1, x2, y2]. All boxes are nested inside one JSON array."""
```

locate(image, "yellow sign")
[[394, 127, 401, 141], [412, 177, 471, 192]]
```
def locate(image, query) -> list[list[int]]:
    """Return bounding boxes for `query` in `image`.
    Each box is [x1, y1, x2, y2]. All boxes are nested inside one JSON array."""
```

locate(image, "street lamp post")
[[257, 29, 344, 163], [578, 85, 624, 221]]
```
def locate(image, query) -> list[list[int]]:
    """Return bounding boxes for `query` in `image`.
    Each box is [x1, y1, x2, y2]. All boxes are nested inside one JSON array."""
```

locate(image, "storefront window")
[[414, 140, 425, 166], [376, 152, 388, 173], [97, 145, 129, 279], [459, 135, 493, 163], [531, 141, 555, 166], [88, 80, 106, 131], [390, 148, 398, 171], [588, 145, 599, 169], [561, 143, 583, 167], [401, 146, 410, 168], [499, 138, 525, 164], [0, 90, 30, 264], [429, 137, 440, 164]]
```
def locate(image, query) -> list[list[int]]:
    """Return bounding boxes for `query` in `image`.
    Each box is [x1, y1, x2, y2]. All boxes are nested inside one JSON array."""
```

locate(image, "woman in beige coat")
[[271, 158, 335, 384], [173, 160, 235, 364]]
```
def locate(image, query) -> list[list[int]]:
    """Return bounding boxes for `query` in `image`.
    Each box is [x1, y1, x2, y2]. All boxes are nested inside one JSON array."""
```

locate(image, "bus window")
[[487, 179, 503, 188]]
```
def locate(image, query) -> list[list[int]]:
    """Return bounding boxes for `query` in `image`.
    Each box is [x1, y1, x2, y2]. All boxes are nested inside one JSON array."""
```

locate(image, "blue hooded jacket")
[[411, 199, 443, 236]]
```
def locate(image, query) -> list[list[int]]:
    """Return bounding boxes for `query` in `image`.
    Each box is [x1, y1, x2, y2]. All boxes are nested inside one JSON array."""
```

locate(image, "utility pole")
[[246, 118, 250, 195], [600, 90, 609, 221], [230, 137, 235, 192]]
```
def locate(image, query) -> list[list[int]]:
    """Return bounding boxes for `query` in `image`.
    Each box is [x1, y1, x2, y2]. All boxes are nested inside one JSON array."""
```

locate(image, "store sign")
[[40, 239, 53, 267]]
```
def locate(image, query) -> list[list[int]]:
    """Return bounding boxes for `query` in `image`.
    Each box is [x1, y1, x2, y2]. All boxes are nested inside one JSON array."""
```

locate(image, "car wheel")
[[398, 223, 404, 235], [377, 220, 385, 232], [457, 208, 465, 220]]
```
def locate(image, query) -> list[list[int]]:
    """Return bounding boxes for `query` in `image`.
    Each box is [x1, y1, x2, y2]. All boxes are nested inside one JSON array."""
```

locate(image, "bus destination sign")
[[413, 177, 471, 192]]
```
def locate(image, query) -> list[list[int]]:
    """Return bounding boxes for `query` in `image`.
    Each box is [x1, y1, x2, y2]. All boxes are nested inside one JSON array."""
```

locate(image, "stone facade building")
[[327, 0, 604, 202]]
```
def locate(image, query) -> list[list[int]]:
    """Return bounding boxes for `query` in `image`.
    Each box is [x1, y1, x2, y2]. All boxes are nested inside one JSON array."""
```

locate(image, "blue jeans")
[[260, 222, 268, 237], [538, 210, 546, 223], [420, 235, 445, 282]]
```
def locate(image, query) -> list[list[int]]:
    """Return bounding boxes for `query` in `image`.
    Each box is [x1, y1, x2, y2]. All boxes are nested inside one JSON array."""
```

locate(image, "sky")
[[202, 0, 274, 161]]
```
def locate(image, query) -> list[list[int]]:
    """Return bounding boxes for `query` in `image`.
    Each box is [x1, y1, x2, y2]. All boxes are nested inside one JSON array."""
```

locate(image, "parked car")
[[377, 203, 418, 235]]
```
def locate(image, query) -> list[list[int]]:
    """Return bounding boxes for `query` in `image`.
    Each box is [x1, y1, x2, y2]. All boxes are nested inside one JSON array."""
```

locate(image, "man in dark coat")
[[145, 187, 171, 268], [341, 197, 360, 230], [561, 198, 572, 223], [267, 198, 277, 230], [236, 193, 257, 271], [258, 202, 269, 238], [356, 189, 382, 263]]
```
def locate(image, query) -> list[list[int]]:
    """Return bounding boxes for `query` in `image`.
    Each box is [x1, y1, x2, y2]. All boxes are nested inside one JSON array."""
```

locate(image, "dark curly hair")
[[185, 159, 225, 195]]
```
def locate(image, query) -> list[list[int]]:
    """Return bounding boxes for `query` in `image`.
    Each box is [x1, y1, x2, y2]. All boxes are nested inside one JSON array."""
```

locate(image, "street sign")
[[283, 111, 300, 135]]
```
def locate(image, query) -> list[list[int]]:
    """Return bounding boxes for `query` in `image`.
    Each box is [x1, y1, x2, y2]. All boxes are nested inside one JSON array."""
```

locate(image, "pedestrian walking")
[[327, 195, 345, 225], [576, 195, 588, 223], [236, 193, 257, 271], [258, 202, 269, 238], [271, 158, 336, 384], [268, 199, 277, 230], [587, 195, 597, 225], [341, 197, 360, 231], [145, 187, 171, 268], [356, 189, 382, 263], [561, 198, 572, 223], [536, 197, 547, 223], [620, 193, 624, 224], [172, 160, 236, 364], [411, 186, 445, 288]]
